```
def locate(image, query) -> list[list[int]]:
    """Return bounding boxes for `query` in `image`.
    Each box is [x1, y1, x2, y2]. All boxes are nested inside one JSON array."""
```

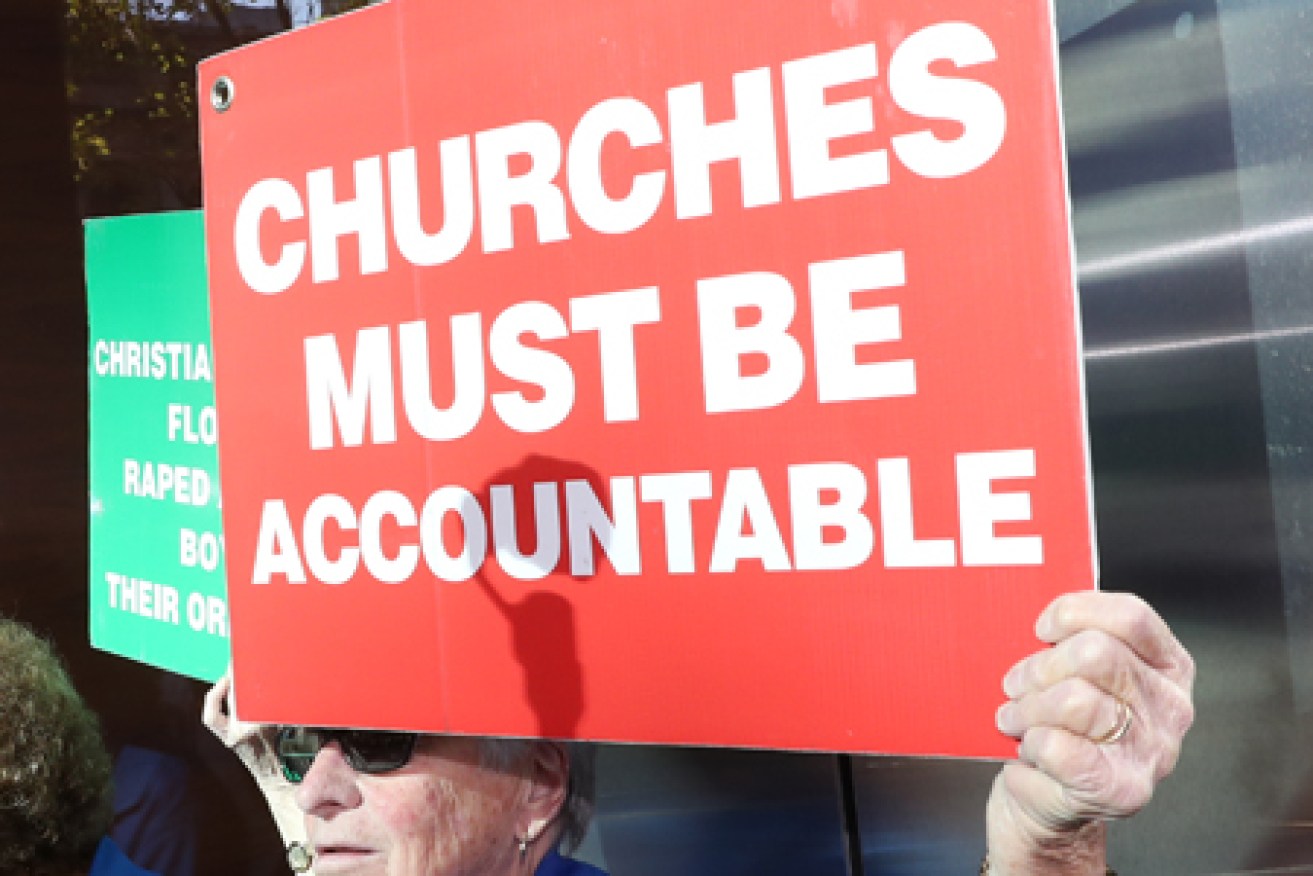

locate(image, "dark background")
[[0, 1, 285, 871]]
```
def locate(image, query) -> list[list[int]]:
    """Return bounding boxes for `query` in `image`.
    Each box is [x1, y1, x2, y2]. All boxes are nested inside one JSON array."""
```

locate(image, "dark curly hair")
[[0, 619, 113, 875]]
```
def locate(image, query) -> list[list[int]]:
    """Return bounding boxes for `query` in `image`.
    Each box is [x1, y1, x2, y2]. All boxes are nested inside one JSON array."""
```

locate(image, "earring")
[[518, 835, 528, 861]]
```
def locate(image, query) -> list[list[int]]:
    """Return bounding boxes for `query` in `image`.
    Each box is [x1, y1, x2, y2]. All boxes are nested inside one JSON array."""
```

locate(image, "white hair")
[[477, 738, 595, 853]]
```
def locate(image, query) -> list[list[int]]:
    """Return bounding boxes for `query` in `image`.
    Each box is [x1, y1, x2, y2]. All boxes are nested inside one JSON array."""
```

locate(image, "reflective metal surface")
[[594, 746, 850, 875], [595, 2, 1313, 873]]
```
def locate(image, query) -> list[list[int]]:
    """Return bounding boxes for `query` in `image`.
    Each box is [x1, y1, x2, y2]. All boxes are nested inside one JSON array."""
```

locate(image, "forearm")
[[986, 777, 1108, 876], [262, 782, 309, 848], [230, 738, 313, 871], [244, 779, 313, 874], [202, 678, 314, 872], [985, 822, 1106, 875]]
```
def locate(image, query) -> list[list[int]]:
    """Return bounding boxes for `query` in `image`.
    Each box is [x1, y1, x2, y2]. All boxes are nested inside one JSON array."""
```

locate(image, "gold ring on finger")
[[1092, 698, 1133, 745]]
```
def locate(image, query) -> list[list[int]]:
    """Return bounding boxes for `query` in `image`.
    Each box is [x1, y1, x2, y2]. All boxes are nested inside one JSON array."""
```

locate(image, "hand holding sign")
[[984, 592, 1196, 874]]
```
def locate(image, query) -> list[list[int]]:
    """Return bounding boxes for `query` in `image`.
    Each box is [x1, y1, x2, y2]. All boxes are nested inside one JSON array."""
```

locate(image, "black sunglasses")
[[275, 726, 420, 784]]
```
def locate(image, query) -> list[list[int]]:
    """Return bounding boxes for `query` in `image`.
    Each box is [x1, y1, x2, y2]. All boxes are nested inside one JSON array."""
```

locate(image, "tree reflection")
[[62, 0, 377, 216]]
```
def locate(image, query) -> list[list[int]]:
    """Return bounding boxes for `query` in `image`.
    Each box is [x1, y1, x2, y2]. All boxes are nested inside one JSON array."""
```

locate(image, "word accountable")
[[253, 450, 1041, 585]]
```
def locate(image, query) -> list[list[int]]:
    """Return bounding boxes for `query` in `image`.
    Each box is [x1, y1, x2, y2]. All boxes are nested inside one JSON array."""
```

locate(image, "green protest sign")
[[87, 210, 228, 681]]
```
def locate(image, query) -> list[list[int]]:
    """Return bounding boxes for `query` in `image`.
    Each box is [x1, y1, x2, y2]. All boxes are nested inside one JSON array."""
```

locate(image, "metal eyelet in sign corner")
[[211, 76, 235, 113]]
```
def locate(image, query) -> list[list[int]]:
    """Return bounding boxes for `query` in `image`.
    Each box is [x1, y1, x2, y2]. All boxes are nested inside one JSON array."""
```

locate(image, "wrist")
[[980, 854, 1115, 876], [986, 774, 1108, 876], [265, 783, 308, 845]]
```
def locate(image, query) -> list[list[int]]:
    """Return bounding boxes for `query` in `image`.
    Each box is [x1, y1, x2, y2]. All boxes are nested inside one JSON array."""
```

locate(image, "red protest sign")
[[199, 0, 1093, 757]]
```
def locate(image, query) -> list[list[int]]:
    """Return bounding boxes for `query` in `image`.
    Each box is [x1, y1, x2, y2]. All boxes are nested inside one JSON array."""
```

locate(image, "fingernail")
[[1035, 605, 1056, 641], [996, 703, 1020, 736], [1002, 665, 1023, 697]]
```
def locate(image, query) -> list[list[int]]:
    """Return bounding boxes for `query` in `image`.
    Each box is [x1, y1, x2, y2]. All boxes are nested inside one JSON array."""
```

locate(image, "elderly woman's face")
[[294, 735, 527, 876]]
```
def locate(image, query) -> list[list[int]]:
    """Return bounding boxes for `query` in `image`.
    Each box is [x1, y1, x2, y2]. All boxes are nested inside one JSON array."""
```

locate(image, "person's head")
[[278, 726, 595, 876], [0, 618, 113, 876]]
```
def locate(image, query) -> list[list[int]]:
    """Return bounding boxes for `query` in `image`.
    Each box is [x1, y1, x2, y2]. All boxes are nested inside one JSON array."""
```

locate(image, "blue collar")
[[535, 849, 608, 876]]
